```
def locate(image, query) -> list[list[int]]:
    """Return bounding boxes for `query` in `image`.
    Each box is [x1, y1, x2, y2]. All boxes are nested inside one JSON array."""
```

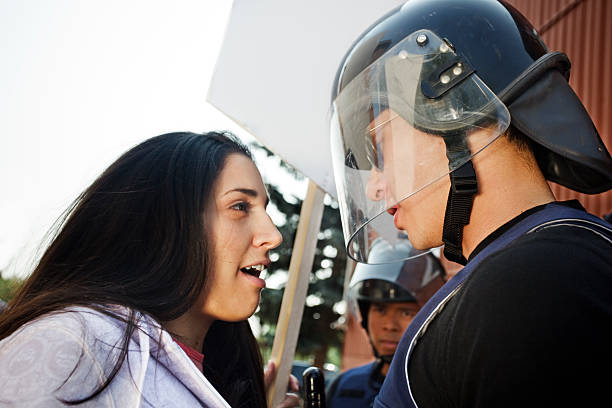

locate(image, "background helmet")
[[330, 0, 612, 265], [348, 239, 446, 331]]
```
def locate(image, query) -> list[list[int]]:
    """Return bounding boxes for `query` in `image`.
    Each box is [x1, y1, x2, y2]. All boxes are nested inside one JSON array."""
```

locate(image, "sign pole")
[[267, 179, 325, 407]]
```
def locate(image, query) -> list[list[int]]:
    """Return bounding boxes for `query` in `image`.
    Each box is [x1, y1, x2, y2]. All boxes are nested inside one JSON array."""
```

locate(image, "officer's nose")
[[366, 167, 387, 202], [381, 313, 401, 331]]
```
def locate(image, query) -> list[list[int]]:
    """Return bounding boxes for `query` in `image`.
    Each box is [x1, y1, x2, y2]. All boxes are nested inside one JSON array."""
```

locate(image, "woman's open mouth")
[[240, 264, 264, 278]]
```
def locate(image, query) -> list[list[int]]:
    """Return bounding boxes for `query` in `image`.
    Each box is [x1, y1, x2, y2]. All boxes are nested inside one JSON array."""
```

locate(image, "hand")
[[264, 360, 300, 408]]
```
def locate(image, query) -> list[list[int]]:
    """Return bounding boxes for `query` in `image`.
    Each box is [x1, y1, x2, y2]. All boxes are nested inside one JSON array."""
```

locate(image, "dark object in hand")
[[302, 366, 326, 408]]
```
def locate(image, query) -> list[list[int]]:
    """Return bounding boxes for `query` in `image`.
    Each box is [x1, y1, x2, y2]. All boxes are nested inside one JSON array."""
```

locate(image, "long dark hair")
[[0, 131, 266, 407]]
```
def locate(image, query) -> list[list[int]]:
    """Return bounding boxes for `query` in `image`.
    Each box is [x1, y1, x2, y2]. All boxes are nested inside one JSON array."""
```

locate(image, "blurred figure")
[[327, 241, 445, 407]]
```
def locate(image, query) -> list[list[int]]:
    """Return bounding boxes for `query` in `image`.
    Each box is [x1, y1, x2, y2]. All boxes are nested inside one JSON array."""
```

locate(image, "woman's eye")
[[231, 202, 251, 213]]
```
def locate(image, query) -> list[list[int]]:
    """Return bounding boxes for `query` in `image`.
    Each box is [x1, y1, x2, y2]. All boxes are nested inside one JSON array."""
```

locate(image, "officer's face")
[[365, 109, 450, 249], [368, 301, 420, 356]]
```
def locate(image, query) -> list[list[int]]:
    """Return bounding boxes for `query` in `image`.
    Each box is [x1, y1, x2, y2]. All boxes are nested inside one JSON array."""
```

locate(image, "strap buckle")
[[450, 161, 478, 194]]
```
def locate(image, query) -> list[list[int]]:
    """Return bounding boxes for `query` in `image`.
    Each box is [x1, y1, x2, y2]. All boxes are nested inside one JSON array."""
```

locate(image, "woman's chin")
[[225, 300, 261, 321]]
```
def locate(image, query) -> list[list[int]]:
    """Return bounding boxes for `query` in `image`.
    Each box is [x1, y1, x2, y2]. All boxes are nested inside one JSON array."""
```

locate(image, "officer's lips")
[[387, 205, 401, 229], [379, 340, 400, 352]]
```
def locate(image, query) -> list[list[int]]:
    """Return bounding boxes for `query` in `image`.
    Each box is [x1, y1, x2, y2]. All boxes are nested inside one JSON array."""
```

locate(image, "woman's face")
[[200, 153, 282, 322]]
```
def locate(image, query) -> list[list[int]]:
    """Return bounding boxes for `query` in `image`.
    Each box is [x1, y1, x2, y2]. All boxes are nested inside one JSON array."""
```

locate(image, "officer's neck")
[[460, 137, 555, 259]]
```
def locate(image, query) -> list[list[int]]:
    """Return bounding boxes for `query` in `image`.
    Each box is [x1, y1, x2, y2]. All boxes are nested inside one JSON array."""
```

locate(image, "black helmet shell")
[[332, 0, 612, 193], [333, 0, 547, 101]]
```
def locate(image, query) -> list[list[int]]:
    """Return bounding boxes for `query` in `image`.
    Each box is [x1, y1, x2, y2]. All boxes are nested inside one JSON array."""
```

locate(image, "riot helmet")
[[330, 0, 612, 265], [348, 239, 446, 332]]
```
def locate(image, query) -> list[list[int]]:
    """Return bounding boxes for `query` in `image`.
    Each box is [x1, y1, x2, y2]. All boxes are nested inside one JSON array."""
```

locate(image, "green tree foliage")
[[0, 271, 22, 303], [251, 143, 346, 368]]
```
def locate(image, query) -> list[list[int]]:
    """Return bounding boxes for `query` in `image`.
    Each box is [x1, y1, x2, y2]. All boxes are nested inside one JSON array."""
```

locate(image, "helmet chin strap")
[[442, 134, 478, 265], [368, 338, 395, 365], [379, 354, 394, 364]]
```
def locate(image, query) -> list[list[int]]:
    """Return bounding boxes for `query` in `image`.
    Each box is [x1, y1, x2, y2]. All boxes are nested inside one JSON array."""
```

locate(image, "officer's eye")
[[372, 305, 386, 314], [365, 140, 383, 170]]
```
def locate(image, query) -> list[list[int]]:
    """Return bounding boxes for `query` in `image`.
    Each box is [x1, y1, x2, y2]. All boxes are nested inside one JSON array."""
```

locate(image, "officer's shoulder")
[[327, 361, 375, 399], [483, 223, 609, 271], [340, 361, 377, 379], [469, 223, 611, 296]]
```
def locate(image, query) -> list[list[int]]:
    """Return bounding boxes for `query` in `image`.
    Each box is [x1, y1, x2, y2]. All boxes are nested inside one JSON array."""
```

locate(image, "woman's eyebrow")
[[224, 188, 270, 206]]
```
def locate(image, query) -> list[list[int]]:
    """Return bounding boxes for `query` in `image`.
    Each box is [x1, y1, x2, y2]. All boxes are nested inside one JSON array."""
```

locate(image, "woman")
[[0, 131, 297, 407]]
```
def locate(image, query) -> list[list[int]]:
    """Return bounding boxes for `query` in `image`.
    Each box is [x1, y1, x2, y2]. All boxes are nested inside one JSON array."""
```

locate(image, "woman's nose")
[[253, 212, 283, 250]]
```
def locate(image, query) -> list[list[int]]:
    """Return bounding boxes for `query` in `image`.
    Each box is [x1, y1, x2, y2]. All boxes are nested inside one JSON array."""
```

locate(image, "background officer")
[[327, 241, 445, 407]]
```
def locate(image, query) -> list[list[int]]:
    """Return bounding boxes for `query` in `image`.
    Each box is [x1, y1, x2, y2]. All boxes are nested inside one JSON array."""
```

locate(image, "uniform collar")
[[467, 200, 585, 262]]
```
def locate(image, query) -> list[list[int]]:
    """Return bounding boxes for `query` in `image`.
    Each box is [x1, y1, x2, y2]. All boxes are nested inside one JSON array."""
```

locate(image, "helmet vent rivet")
[[416, 33, 428, 46], [439, 43, 449, 53], [398, 50, 409, 59], [440, 74, 451, 84]]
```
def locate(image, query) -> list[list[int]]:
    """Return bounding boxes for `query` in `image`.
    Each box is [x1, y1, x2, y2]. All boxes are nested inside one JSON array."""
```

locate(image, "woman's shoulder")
[[0, 306, 119, 405], [3, 306, 117, 339], [2, 306, 91, 342], [0, 305, 168, 404], [0, 305, 160, 354]]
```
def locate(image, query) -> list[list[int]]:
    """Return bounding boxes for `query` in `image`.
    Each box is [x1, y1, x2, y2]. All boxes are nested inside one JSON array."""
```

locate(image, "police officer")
[[327, 241, 445, 408], [329, 0, 612, 406]]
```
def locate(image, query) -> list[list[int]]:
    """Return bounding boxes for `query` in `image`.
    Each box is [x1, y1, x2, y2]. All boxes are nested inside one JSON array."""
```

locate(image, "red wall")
[[506, 0, 612, 216]]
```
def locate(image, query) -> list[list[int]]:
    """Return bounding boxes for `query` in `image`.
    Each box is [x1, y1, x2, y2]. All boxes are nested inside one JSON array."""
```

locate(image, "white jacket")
[[0, 306, 231, 407]]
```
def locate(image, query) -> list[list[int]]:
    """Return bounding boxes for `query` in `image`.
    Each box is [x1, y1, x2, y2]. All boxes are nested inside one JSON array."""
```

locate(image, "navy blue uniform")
[[327, 361, 384, 408], [374, 201, 612, 407]]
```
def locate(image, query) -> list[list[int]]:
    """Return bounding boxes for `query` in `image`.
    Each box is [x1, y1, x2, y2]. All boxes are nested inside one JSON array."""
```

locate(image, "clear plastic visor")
[[330, 30, 510, 264]]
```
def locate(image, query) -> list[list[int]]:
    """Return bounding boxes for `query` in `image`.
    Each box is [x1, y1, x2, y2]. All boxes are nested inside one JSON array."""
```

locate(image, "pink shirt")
[[174, 338, 204, 371]]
